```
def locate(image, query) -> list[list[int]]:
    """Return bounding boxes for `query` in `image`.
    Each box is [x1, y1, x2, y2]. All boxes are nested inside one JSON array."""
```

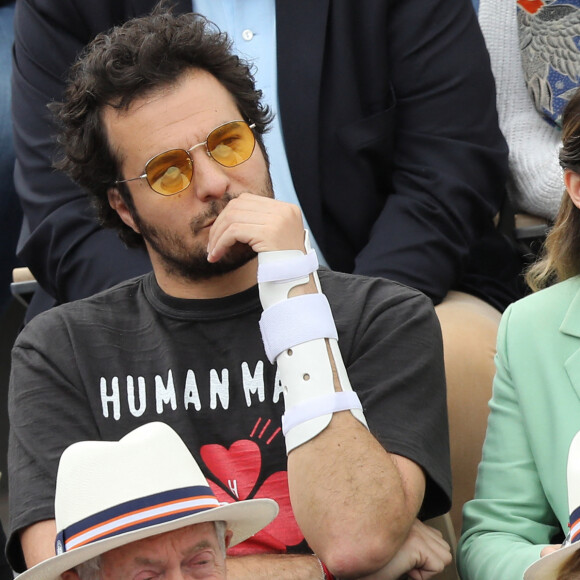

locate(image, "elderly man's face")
[[99, 523, 228, 580]]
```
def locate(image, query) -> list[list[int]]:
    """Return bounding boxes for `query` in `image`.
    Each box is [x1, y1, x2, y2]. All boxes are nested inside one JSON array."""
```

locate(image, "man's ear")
[[565, 169, 580, 210], [108, 187, 140, 233], [224, 529, 233, 549], [61, 569, 81, 580]]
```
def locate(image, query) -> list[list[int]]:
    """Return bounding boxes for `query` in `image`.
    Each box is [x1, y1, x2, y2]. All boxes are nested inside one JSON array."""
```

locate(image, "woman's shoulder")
[[501, 276, 580, 338], [511, 276, 580, 313]]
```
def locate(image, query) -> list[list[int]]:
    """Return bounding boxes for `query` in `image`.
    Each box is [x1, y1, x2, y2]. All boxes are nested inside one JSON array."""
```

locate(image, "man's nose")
[[190, 148, 230, 202]]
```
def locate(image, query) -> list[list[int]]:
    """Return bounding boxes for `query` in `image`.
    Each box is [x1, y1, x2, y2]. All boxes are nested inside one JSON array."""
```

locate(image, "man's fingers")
[[404, 521, 452, 580], [207, 222, 269, 262], [207, 193, 305, 261], [419, 524, 450, 551]]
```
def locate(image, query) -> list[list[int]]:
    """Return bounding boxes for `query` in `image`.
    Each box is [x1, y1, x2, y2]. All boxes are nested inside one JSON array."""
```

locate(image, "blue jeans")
[[0, 0, 22, 317]]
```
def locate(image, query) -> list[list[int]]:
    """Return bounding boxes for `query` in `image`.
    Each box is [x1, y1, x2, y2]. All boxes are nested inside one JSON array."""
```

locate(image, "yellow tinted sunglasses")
[[115, 120, 256, 196]]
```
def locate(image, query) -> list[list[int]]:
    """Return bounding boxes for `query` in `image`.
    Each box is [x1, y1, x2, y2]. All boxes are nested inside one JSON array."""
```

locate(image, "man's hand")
[[540, 544, 562, 558], [359, 519, 452, 580], [206, 193, 306, 262]]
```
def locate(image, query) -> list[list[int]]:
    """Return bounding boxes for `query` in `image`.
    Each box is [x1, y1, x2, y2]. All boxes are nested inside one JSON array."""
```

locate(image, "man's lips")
[[192, 218, 216, 235], [191, 194, 233, 234]]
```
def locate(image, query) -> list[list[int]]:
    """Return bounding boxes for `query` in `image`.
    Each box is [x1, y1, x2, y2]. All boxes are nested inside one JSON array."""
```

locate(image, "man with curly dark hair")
[[7, 7, 452, 580], [11, 0, 528, 544]]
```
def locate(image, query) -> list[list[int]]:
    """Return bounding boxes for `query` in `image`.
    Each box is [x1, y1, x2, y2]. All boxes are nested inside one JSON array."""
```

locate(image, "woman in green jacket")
[[458, 88, 580, 580]]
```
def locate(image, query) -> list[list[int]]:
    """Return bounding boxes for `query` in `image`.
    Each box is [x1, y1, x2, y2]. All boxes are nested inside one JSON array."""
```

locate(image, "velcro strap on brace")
[[259, 294, 337, 364], [258, 231, 321, 309], [282, 391, 362, 434], [257, 248, 319, 284]]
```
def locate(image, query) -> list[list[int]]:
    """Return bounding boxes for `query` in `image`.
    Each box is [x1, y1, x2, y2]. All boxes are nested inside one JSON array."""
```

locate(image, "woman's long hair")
[[526, 89, 580, 291]]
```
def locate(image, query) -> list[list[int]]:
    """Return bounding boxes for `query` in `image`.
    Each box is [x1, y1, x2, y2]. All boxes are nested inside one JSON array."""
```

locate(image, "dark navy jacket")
[[12, 0, 522, 314]]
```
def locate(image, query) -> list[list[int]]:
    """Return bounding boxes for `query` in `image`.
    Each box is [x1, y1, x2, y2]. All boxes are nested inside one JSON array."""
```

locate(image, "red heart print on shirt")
[[200, 437, 304, 553]]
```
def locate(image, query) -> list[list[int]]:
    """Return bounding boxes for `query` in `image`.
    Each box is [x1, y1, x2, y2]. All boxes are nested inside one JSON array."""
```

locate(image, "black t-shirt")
[[7, 269, 450, 571]]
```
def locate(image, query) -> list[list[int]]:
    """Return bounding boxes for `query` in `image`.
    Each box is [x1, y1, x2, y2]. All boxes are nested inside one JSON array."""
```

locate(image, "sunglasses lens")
[[146, 149, 193, 195], [207, 122, 256, 168]]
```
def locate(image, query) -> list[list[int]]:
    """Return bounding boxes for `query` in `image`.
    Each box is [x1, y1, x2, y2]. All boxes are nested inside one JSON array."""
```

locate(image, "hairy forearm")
[[226, 553, 324, 579], [288, 413, 423, 578]]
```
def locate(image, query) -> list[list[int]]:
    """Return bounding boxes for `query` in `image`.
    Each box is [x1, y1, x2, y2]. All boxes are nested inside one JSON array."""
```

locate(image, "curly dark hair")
[[51, 4, 273, 248]]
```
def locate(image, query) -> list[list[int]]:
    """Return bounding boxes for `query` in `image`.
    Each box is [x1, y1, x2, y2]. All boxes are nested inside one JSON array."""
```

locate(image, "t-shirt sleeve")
[[327, 273, 451, 519], [7, 311, 101, 572]]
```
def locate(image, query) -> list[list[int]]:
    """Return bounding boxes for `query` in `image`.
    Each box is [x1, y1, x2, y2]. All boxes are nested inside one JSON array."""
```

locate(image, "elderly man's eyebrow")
[[133, 540, 215, 566], [182, 540, 214, 557]]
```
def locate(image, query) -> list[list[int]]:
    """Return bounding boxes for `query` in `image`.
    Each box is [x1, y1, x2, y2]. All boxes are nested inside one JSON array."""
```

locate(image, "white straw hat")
[[525, 430, 580, 579], [16, 422, 279, 580]]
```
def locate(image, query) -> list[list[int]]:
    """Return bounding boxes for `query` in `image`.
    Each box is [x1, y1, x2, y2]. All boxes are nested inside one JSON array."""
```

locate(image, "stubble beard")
[[132, 178, 274, 282]]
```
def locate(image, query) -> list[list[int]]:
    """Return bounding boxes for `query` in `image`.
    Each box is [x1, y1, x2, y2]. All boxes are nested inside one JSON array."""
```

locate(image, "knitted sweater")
[[479, 0, 564, 220]]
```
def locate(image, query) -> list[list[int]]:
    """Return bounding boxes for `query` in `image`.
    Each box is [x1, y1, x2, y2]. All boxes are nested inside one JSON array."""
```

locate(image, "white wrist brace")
[[258, 231, 369, 454]]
